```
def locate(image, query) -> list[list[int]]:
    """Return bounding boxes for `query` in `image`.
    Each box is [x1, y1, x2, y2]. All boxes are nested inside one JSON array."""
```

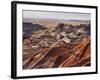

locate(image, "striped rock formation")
[[23, 37, 91, 69]]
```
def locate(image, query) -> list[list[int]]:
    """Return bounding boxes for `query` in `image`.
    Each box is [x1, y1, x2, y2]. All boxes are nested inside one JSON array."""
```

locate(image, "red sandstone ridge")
[[23, 37, 91, 69]]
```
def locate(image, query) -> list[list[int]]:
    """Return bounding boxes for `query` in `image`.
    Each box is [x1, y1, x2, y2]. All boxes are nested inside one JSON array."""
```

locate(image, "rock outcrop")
[[23, 37, 91, 69]]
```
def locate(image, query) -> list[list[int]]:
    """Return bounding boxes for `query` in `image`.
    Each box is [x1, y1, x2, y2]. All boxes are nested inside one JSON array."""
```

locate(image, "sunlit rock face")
[[23, 36, 90, 69], [22, 22, 91, 69]]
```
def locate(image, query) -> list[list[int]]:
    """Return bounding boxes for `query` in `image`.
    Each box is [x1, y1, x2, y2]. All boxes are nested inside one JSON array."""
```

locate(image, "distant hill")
[[23, 22, 47, 37]]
